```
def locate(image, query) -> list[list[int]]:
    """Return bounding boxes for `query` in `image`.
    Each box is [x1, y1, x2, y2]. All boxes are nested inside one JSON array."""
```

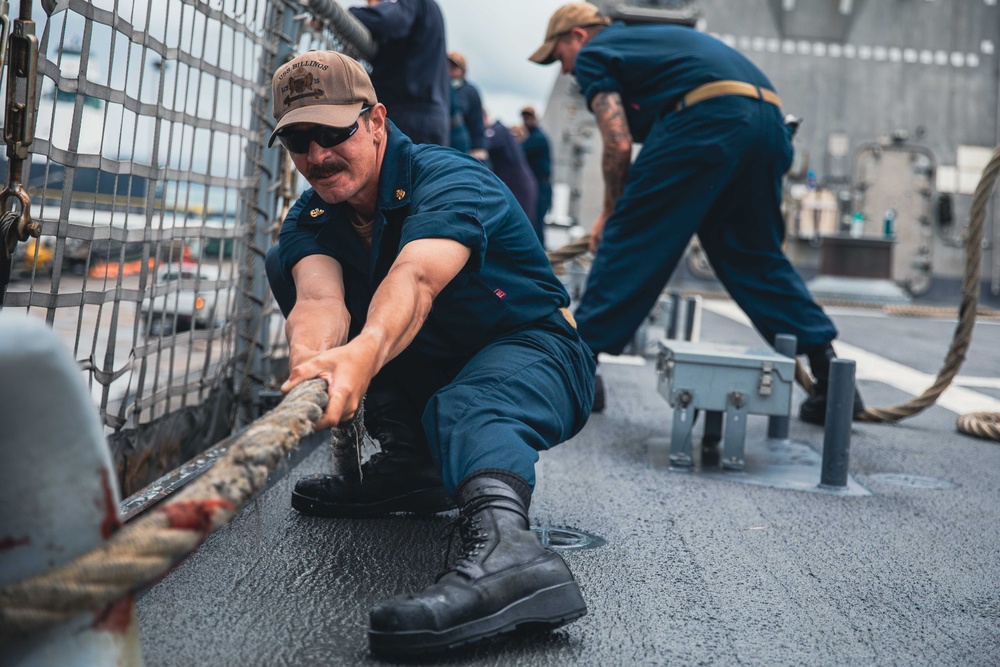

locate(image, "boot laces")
[[436, 496, 499, 578]]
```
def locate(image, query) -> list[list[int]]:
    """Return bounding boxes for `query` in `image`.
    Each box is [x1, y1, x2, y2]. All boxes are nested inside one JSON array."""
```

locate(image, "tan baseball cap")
[[447, 51, 467, 72], [268, 50, 378, 147], [529, 2, 611, 65]]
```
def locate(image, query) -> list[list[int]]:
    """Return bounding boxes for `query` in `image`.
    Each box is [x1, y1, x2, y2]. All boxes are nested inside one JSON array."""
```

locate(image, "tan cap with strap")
[[447, 51, 467, 72], [529, 2, 611, 65], [268, 50, 378, 147]]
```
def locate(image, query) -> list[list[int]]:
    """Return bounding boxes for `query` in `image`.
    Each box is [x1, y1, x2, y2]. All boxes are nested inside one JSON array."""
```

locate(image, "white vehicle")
[[140, 263, 233, 336]]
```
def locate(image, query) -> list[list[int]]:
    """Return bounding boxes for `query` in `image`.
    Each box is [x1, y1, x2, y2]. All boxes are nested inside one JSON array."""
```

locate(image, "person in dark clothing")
[[349, 0, 450, 145], [530, 2, 863, 423], [519, 106, 552, 247], [447, 51, 488, 160], [265, 50, 594, 656], [484, 115, 539, 236]]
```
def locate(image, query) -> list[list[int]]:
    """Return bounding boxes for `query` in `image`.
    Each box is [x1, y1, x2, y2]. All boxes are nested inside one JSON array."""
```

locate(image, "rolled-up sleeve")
[[574, 46, 624, 111], [398, 155, 499, 273]]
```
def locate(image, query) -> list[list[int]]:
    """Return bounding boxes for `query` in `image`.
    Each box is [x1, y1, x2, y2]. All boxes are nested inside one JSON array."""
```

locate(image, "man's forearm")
[[352, 262, 434, 375], [352, 238, 472, 375], [286, 298, 350, 367], [286, 255, 351, 367], [592, 91, 633, 216]]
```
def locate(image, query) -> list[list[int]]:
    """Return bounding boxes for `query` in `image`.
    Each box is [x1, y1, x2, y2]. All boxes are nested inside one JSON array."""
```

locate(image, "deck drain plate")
[[531, 525, 606, 551], [870, 473, 957, 490]]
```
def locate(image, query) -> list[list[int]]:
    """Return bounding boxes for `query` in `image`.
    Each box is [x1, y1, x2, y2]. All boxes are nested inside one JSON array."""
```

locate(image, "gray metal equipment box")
[[656, 340, 795, 471]]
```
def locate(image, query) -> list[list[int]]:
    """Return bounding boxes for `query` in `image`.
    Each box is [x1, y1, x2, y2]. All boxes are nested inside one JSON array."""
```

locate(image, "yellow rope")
[[0, 379, 328, 644]]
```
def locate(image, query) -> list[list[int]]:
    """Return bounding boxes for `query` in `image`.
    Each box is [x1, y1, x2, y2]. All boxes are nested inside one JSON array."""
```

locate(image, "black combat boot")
[[798, 343, 866, 425], [367, 475, 588, 657], [291, 389, 454, 518]]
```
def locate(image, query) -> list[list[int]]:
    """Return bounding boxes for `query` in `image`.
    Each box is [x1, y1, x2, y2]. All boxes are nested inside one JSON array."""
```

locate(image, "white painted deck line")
[[952, 376, 1000, 389], [597, 353, 647, 366], [701, 300, 1000, 416]]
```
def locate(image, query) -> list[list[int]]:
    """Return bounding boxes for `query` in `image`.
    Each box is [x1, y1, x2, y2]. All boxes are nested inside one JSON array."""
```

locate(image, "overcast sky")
[[349, 0, 569, 127]]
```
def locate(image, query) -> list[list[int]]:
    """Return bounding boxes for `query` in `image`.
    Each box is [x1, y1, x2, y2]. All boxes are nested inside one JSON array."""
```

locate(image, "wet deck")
[[137, 302, 1000, 666]]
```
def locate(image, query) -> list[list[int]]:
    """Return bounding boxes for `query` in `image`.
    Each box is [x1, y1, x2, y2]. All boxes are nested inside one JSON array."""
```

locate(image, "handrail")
[[305, 0, 378, 61]]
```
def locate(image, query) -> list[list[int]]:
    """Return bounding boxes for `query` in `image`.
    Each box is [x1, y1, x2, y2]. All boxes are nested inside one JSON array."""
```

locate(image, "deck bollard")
[[666, 292, 684, 340], [767, 334, 798, 439], [0, 314, 144, 666], [683, 295, 702, 342], [666, 293, 702, 342], [820, 359, 856, 488]]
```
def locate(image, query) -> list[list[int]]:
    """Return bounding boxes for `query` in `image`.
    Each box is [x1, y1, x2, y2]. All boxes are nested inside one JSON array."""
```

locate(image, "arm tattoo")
[[592, 92, 633, 216]]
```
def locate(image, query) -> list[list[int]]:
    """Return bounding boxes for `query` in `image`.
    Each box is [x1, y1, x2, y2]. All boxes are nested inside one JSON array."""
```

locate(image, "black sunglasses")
[[277, 107, 371, 153]]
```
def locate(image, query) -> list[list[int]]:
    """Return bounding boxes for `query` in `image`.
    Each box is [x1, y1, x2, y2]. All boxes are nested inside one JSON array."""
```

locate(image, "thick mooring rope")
[[956, 412, 1000, 441], [544, 146, 1000, 441], [0, 379, 328, 644], [856, 145, 998, 438], [546, 236, 592, 271]]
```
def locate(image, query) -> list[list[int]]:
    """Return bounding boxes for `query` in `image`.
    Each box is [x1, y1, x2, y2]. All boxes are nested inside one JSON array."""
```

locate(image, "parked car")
[[140, 263, 233, 336]]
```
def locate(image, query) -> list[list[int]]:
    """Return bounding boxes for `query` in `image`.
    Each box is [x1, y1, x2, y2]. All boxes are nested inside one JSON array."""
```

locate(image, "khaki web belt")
[[674, 80, 782, 112]]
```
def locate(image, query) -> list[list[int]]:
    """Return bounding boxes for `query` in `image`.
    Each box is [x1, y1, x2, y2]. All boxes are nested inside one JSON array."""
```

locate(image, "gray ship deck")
[[137, 301, 1000, 666]]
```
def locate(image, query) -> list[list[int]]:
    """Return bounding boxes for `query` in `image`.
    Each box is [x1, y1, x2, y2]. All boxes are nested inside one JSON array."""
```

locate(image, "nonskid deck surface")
[[137, 303, 1000, 666]]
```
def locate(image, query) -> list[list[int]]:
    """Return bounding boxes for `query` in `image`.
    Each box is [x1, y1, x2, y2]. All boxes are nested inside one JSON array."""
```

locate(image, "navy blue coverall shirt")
[[265, 123, 595, 494], [571, 22, 837, 356], [349, 0, 450, 146]]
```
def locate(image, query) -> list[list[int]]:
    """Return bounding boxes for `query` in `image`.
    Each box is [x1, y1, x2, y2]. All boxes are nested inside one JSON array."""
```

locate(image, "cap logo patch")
[[285, 71, 324, 106]]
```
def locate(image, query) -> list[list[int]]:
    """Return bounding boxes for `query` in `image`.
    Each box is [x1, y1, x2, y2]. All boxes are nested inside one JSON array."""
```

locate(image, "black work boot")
[[798, 344, 866, 425], [291, 389, 454, 518], [368, 476, 588, 657]]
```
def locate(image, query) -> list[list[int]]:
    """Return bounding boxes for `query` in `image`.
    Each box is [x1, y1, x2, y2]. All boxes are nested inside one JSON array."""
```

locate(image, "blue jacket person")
[[349, 0, 450, 145]]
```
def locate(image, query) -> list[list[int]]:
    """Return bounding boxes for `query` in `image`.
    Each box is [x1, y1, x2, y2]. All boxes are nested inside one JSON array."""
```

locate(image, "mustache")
[[306, 160, 349, 180]]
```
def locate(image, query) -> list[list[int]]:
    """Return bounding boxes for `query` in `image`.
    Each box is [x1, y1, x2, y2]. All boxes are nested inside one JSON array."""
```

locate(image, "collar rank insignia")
[[310, 208, 324, 218], [395, 189, 405, 201]]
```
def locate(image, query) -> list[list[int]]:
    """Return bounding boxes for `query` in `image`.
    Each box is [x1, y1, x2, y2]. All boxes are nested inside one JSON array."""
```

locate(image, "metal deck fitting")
[[656, 340, 795, 471]]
